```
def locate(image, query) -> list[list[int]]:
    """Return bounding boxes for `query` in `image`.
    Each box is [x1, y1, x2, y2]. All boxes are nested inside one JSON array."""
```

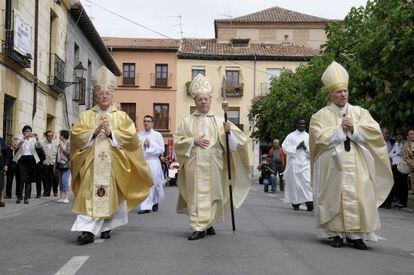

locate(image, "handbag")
[[56, 160, 70, 170], [397, 159, 411, 174]]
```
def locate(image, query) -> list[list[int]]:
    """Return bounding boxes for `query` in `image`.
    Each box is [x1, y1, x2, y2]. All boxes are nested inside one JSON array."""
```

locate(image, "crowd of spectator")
[[0, 125, 71, 207]]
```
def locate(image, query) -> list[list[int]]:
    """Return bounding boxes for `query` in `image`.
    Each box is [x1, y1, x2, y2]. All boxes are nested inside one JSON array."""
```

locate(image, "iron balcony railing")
[[48, 53, 66, 92], [223, 81, 244, 97], [150, 73, 173, 88]]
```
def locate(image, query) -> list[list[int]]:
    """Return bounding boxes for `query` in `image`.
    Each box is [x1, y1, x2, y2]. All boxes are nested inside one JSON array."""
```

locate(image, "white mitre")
[[189, 74, 213, 99], [92, 66, 118, 92], [321, 61, 349, 92]]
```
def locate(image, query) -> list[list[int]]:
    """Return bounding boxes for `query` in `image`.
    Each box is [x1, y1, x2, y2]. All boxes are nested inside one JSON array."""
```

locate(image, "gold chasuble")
[[174, 112, 250, 231], [309, 104, 392, 233], [71, 106, 153, 218]]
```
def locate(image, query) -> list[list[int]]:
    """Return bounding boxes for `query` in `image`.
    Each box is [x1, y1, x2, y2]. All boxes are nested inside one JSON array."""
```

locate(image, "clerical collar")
[[97, 106, 111, 114], [329, 103, 349, 114], [193, 110, 214, 117]]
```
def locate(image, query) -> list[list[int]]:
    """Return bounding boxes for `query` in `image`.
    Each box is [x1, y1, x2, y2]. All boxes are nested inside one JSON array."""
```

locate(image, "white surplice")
[[138, 129, 165, 211], [282, 130, 313, 204]]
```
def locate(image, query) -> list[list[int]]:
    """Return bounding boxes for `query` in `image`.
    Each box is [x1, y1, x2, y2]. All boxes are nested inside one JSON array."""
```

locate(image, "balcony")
[[2, 30, 32, 68], [150, 73, 172, 88], [48, 53, 66, 92], [224, 82, 244, 97], [121, 73, 139, 87]]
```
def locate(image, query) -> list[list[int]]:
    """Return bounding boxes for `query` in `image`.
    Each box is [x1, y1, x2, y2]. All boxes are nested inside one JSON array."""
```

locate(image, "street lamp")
[[74, 62, 87, 79], [63, 62, 87, 88]]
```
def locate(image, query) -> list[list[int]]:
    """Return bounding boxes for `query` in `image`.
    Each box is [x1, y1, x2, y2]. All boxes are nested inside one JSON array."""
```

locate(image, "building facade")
[[0, 0, 120, 142], [0, 0, 70, 142], [63, 3, 120, 127], [214, 6, 330, 49], [103, 37, 180, 145], [177, 6, 329, 174]]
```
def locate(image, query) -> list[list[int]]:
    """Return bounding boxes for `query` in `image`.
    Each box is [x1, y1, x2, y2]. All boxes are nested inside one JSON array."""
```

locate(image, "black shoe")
[[152, 203, 159, 212], [137, 210, 150, 214], [24, 199, 29, 204], [0, 202, 5, 207], [292, 204, 300, 211], [5, 195, 11, 199], [330, 236, 344, 248], [347, 238, 368, 250], [306, 202, 314, 212], [188, 231, 205, 241], [54, 193, 58, 197], [36, 195, 41, 198], [346, 238, 367, 250], [16, 198, 22, 204], [100, 230, 111, 239], [206, 226, 216, 235], [77, 232, 95, 244]]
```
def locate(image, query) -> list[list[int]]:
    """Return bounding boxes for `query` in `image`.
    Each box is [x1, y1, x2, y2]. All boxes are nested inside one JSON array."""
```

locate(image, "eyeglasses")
[[143, 120, 153, 123]]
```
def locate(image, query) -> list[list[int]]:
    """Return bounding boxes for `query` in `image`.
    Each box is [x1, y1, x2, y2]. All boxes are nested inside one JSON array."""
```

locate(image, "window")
[[155, 64, 168, 86], [231, 39, 250, 47], [153, 103, 169, 131], [226, 70, 239, 87], [228, 107, 240, 125], [191, 67, 205, 80], [267, 68, 281, 81], [3, 95, 15, 144], [120, 103, 136, 125], [123, 63, 135, 85]]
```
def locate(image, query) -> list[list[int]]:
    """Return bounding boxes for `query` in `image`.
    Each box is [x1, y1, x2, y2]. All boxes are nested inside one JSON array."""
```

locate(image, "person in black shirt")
[[258, 156, 277, 192]]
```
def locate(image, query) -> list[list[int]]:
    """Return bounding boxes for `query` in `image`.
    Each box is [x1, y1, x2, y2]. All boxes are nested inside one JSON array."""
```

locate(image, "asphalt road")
[[1, 183, 414, 275]]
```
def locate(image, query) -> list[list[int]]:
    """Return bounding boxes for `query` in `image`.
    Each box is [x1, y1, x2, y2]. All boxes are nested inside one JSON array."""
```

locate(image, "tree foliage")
[[250, 0, 414, 142]]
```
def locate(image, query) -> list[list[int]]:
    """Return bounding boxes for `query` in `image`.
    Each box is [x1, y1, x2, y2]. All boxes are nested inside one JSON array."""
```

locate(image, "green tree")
[[250, 0, 414, 142]]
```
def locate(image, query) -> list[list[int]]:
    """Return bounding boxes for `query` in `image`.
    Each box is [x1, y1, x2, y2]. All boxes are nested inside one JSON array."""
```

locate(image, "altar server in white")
[[282, 119, 314, 211], [137, 115, 165, 214]]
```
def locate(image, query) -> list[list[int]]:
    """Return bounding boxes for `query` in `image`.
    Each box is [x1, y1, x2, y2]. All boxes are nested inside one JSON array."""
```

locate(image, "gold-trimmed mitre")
[[92, 66, 118, 92], [321, 61, 349, 92], [189, 74, 213, 99]]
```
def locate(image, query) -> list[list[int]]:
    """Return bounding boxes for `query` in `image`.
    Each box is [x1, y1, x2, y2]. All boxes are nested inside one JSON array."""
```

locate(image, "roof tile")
[[178, 39, 320, 60], [215, 6, 331, 24]]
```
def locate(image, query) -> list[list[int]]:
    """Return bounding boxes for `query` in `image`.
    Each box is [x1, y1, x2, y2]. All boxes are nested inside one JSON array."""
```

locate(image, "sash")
[[92, 114, 112, 218]]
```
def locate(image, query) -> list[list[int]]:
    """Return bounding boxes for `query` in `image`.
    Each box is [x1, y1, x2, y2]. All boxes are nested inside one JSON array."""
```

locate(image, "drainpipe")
[[5, 0, 11, 31], [32, 0, 39, 119], [253, 54, 256, 98]]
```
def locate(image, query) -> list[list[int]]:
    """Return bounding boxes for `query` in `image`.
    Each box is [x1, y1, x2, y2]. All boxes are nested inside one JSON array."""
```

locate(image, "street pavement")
[[1, 183, 414, 275]]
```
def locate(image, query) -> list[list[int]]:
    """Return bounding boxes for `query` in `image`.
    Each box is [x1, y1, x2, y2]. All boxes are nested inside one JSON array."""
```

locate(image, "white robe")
[[138, 130, 165, 210], [282, 130, 313, 204]]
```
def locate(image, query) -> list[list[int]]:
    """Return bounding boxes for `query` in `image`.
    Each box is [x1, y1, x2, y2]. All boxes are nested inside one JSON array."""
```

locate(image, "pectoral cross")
[[99, 152, 108, 161]]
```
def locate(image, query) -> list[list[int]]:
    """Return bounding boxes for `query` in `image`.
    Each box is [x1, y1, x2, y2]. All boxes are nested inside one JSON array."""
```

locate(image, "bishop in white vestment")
[[174, 74, 250, 241], [310, 61, 393, 250]]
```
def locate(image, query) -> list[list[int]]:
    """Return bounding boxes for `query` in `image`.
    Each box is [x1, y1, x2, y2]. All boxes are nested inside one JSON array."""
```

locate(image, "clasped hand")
[[342, 116, 354, 133], [296, 141, 307, 150], [94, 122, 111, 137]]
